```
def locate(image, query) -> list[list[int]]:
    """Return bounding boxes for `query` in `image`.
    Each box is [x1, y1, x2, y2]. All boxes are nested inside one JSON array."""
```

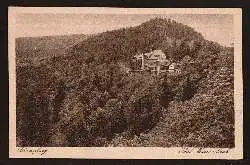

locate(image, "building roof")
[[170, 62, 177, 66], [144, 49, 166, 60], [152, 49, 165, 55]]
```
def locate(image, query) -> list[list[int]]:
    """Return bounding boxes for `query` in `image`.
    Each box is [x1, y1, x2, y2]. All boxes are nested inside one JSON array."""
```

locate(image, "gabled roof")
[[152, 49, 165, 55], [170, 62, 177, 66], [144, 49, 166, 60]]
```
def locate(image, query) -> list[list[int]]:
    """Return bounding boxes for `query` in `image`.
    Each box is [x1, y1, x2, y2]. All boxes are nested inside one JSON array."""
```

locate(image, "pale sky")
[[15, 14, 234, 46]]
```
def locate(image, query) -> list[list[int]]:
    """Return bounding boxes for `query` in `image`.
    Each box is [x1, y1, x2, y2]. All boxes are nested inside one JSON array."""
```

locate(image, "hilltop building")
[[168, 62, 181, 74], [168, 62, 176, 72], [134, 49, 180, 75]]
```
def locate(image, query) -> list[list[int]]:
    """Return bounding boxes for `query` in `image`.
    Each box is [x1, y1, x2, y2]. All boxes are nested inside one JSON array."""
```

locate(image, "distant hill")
[[16, 18, 234, 148], [16, 34, 90, 66], [70, 18, 204, 64]]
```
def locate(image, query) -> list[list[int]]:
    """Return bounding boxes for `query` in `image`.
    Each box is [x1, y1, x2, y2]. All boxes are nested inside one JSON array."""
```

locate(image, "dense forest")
[[16, 18, 234, 147]]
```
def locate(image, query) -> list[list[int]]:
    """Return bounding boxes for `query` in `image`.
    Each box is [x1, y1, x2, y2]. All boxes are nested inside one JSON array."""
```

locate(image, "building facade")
[[134, 49, 181, 75]]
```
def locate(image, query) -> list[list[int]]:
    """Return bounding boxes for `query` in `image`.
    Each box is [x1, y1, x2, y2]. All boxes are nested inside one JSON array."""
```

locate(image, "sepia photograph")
[[9, 7, 243, 159]]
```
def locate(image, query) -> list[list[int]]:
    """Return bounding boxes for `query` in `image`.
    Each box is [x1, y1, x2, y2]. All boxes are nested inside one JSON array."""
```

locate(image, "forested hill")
[[49, 18, 210, 85], [70, 18, 205, 65], [15, 34, 89, 66], [16, 18, 234, 148]]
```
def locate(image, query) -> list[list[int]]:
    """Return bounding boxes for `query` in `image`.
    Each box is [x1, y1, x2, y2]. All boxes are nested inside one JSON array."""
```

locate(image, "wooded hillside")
[[16, 18, 234, 147]]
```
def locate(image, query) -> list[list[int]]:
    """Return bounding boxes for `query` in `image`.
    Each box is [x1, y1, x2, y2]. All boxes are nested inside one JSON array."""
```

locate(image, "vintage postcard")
[[9, 7, 243, 159]]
